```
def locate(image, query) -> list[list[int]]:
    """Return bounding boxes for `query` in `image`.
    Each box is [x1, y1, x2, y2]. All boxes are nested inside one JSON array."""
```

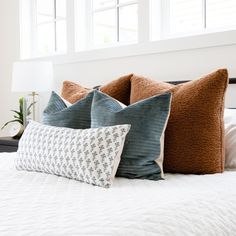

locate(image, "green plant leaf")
[[11, 110, 23, 122], [11, 110, 21, 116], [11, 110, 21, 119], [1, 97, 31, 130], [1, 119, 23, 130], [27, 102, 36, 115], [19, 97, 25, 114]]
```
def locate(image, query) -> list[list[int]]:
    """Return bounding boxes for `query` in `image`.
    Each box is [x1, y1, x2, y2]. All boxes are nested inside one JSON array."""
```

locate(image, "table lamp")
[[12, 61, 54, 120]]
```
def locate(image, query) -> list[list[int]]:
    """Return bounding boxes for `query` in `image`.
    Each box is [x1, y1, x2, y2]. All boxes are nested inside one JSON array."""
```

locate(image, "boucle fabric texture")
[[61, 81, 92, 104], [91, 90, 172, 180], [43, 91, 93, 129], [61, 74, 133, 105], [130, 69, 229, 174], [100, 74, 132, 105]]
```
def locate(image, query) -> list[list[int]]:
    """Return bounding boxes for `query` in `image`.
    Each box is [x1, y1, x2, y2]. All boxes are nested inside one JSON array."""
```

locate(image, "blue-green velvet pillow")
[[43, 91, 93, 129], [91, 90, 171, 180]]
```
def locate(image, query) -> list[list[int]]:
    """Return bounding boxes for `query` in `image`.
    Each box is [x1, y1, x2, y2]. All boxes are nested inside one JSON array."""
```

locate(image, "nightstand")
[[0, 137, 19, 153]]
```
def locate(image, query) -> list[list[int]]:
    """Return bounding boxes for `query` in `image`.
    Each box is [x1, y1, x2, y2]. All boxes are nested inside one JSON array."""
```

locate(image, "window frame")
[[29, 0, 68, 58], [158, 0, 236, 39], [91, 0, 138, 45], [20, 0, 236, 63], [77, 0, 139, 50]]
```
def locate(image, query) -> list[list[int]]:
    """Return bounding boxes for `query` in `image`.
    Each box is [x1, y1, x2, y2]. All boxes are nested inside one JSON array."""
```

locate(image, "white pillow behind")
[[60, 95, 72, 107], [15, 121, 130, 188], [224, 109, 236, 169], [224, 108, 236, 125]]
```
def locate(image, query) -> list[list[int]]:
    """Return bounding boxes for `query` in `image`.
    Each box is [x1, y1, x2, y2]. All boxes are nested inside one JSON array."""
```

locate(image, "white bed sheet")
[[0, 152, 236, 236]]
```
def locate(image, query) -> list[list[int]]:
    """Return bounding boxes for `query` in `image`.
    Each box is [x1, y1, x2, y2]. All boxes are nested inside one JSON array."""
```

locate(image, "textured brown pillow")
[[130, 69, 228, 174], [61, 81, 92, 104], [61, 74, 133, 105], [100, 74, 132, 105]]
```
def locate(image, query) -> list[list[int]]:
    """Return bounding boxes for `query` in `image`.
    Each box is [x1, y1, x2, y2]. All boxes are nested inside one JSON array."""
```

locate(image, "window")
[[169, 0, 203, 35], [92, 0, 138, 46], [151, 0, 236, 40], [76, 0, 138, 50], [20, 0, 236, 59], [20, 0, 67, 58], [206, 0, 236, 29], [35, 0, 67, 56]]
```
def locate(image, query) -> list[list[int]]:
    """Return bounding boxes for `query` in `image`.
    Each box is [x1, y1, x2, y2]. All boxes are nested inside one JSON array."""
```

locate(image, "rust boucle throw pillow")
[[61, 74, 132, 105], [61, 81, 92, 104], [100, 74, 132, 105], [130, 69, 228, 174]]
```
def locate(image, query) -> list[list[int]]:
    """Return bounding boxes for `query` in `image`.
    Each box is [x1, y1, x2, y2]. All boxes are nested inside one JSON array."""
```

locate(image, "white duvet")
[[0, 153, 236, 236]]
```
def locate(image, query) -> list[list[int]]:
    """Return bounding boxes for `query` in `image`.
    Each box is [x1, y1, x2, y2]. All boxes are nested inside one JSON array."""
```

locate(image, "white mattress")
[[1, 153, 236, 236]]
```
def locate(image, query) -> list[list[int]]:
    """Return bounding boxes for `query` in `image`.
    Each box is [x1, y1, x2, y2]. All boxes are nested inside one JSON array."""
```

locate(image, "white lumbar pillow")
[[15, 121, 130, 188], [224, 109, 236, 168]]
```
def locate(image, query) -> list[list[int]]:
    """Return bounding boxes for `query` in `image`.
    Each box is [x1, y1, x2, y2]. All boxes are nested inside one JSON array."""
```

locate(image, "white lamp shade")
[[12, 61, 54, 92]]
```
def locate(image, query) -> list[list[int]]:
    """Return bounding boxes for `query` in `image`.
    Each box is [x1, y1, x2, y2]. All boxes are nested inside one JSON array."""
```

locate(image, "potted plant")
[[1, 97, 35, 138]]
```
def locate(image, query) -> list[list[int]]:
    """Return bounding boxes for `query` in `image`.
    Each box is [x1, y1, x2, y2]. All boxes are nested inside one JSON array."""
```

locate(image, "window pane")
[[150, 0, 162, 40], [119, 4, 138, 42], [37, 23, 55, 56], [37, 14, 54, 24], [207, 0, 236, 29], [56, 20, 67, 52], [93, 0, 116, 10], [119, 0, 136, 4], [169, 0, 203, 35], [93, 9, 116, 45], [37, 0, 54, 16], [56, 0, 66, 18], [37, 0, 54, 23]]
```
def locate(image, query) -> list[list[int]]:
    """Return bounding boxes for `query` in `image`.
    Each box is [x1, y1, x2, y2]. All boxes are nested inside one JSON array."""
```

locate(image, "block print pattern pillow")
[[15, 121, 130, 188]]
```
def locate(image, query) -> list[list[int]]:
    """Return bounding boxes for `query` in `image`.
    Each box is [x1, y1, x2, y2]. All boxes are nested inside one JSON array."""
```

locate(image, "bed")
[[1, 152, 236, 236]]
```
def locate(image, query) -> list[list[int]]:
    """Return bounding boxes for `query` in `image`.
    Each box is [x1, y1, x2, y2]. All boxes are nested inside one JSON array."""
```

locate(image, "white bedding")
[[0, 153, 236, 236]]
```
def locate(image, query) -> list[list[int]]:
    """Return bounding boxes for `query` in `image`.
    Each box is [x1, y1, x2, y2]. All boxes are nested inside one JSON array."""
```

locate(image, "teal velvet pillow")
[[43, 91, 93, 129], [91, 90, 171, 180]]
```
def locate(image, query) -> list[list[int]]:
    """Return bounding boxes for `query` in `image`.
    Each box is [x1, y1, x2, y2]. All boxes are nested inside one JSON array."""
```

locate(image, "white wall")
[[0, 0, 21, 136], [0, 0, 236, 137]]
